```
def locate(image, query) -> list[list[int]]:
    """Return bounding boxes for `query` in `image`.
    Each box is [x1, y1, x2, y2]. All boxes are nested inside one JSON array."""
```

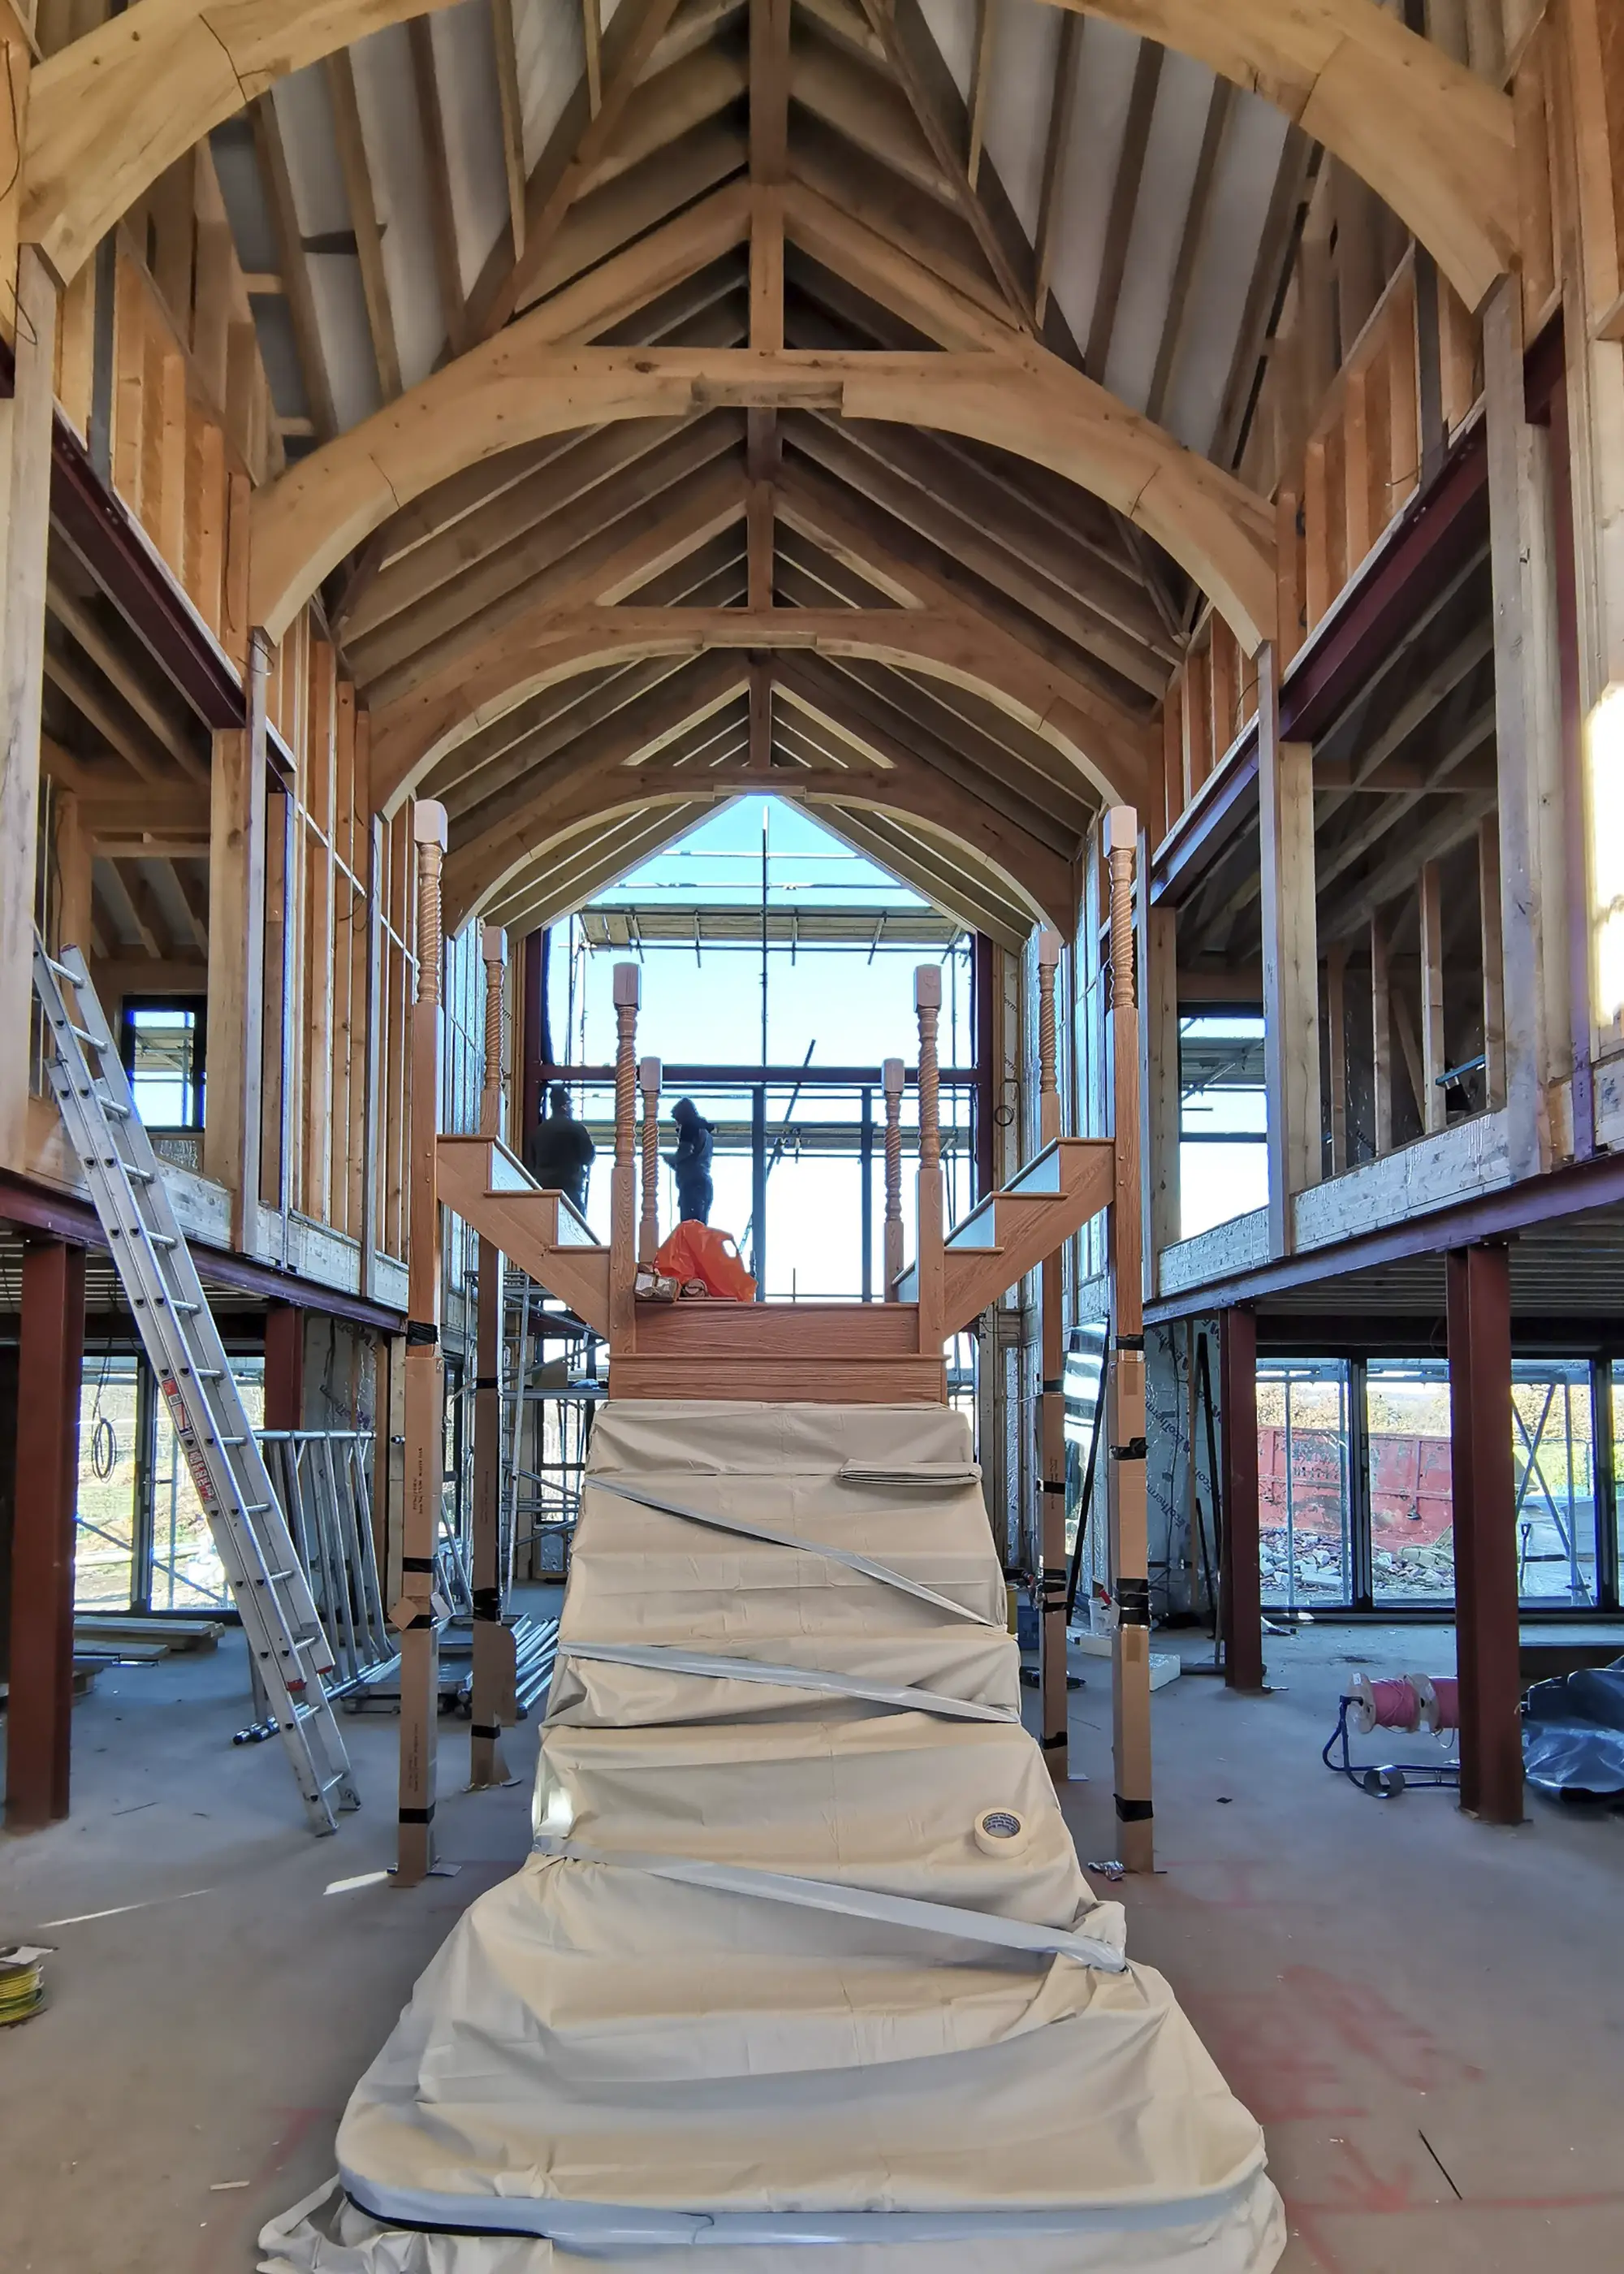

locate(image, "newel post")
[[882, 1055, 905, 1299], [638, 1055, 663, 1265]]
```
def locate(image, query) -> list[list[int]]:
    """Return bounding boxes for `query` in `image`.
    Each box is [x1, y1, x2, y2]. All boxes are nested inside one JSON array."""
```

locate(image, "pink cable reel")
[[1324, 1671, 1462, 1797]]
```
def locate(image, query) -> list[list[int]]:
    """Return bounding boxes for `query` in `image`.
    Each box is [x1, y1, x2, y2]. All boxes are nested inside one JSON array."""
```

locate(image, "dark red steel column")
[[6, 1239, 87, 1830], [1447, 1243, 1523, 1823], [1218, 1303, 1264, 1691], [263, 1302, 304, 1432]]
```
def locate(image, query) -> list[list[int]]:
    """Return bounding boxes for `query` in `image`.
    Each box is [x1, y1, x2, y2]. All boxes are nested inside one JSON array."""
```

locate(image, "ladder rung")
[[67, 1022, 107, 1050], [173, 1301, 200, 1316]]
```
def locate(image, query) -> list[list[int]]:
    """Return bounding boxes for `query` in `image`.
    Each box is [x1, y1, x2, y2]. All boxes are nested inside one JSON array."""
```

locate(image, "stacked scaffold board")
[[262, 1403, 1284, 2274]]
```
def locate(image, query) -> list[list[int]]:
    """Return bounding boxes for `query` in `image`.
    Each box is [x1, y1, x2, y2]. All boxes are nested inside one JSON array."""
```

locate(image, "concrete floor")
[[2, 1612, 1622, 2272]]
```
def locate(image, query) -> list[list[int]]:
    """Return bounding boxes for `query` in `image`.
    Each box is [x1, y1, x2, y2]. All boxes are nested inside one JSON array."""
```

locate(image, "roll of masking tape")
[[974, 1805, 1031, 1857]]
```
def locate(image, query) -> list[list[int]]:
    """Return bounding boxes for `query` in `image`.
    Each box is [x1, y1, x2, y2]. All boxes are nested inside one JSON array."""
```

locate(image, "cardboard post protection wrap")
[[261, 1403, 1285, 2273]]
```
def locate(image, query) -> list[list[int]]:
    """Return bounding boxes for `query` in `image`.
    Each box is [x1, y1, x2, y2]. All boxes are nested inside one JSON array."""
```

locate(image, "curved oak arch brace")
[[1060, 0, 1515, 310], [21, 0, 463, 287], [24, 0, 1514, 316], [253, 346, 1276, 654], [450, 780, 1063, 941], [372, 606, 1154, 820]]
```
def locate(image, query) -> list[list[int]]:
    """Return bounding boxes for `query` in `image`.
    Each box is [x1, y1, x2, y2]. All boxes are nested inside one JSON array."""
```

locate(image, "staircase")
[[893, 1139, 1116, 1337], [435, 1136, 611, 1337]]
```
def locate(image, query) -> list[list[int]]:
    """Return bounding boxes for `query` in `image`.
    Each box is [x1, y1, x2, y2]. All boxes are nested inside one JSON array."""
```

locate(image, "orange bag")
[[654, 1221, 756, 1302]]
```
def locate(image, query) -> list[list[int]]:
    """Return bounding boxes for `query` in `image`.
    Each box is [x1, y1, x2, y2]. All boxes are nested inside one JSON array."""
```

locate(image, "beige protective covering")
[[262, 1403, 1284, 2273]]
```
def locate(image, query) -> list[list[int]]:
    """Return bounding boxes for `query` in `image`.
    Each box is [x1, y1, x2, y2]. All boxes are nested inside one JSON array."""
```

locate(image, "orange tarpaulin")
[[653, 1221, 756, 1301]]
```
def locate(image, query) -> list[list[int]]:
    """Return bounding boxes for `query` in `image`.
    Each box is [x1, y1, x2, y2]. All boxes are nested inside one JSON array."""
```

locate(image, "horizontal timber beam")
[[24, 0, 1512, 325], [369, 605, 1153, 817], [250, 347, 1275, 656]]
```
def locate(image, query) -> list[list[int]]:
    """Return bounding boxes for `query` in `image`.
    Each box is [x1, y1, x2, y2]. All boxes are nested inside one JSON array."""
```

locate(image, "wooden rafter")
[[490, 0, 529, 262], [469, 0, 688, 341], [326, 50, 403, 401], [408, 16, 468, 356], [1144, 75, 1234, 428], [249, 93, 339, 442], [853, 0, 1034, 330], [965, 0, 999, 190], [1033, 11, 1083, 327], [1084, 39, 1164, 383]]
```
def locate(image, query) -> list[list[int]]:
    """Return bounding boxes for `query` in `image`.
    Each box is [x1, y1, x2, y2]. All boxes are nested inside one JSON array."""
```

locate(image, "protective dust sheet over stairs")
[[262, 1403, 1285, 2274]]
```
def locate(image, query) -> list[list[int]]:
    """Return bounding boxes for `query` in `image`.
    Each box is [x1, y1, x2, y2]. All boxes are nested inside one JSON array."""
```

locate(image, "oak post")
[[471, 922, 513, 1789], [0, 244, 60, 1171], [1035, 927, 1069, 1780], [1105, 806, 1152, 1868], [397, 798, 447, 1886], [205, 628, 269, 1244], [1258, 640, 1321, 1254]]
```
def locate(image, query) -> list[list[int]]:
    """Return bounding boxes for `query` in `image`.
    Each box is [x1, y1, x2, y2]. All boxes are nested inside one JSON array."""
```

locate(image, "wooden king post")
[[1035, 927, 1069, 1781], [469, 923, 516, 1790], [398, 799, 448, 1884], [1106, 806, 1153, 1870]]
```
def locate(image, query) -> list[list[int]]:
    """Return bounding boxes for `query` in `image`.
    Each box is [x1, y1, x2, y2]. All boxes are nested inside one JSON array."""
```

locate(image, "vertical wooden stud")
[[471, 923, 514, 1789], [1105, 806, 1152, 1870], [1035, 930, 1069, 1779], [1419, 857, 1447, 1131], [397, 798, 447, 1888], [1259, 643, 1321, 1256]]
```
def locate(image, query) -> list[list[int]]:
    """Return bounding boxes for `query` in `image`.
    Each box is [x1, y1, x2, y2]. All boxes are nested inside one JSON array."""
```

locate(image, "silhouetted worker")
[[525, 1083, 595, 1214], [666, 1097, 715, 1225]]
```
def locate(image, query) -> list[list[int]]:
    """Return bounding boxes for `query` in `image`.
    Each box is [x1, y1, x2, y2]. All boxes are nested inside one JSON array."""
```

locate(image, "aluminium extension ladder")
[[32, 938, 361, 1835]]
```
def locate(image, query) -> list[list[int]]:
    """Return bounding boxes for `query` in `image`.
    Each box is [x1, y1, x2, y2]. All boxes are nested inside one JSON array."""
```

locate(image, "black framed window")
[[119, 995, 207, 1129]]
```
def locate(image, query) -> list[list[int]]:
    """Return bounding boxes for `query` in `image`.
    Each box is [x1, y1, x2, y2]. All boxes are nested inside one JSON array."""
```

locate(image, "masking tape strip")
[[560, 1639, 1017, 1723], [586, 1478, 1000, 1628], [532, 1835, 1127, 1969]]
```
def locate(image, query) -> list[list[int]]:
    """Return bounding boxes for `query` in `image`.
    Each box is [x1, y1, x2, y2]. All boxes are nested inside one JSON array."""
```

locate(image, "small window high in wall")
[[119, 996, 206, 1131]]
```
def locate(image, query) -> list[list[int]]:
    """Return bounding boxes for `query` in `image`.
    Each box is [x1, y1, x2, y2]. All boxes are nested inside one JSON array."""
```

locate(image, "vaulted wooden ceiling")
[[205, 0, 1317, 945]]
